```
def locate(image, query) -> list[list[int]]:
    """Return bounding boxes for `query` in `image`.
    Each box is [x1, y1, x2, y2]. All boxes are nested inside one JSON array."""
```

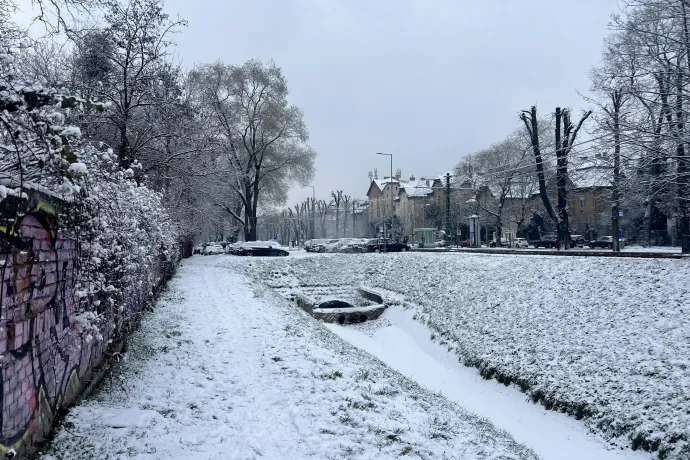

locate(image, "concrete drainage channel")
[[276, 284, 388, 325]]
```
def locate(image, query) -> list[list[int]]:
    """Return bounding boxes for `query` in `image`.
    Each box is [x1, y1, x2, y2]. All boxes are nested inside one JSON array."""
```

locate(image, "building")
[[366, 177, 401, 220], [569, 157, 613, 238], [398, 178, 434, 238]]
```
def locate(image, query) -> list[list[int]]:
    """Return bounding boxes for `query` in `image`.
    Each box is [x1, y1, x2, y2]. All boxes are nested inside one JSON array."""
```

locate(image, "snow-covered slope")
[[236, 252, 690, 460], [42, 257, 537, 460]]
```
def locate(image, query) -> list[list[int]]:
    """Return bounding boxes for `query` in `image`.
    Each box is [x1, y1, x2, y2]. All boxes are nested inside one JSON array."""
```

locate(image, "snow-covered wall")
[[0, 190, 175, 458]]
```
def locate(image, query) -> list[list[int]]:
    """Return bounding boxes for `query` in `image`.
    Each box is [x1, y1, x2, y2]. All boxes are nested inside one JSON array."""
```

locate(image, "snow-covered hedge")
[[1, 38, 178, 343], [238, 253, 690, 460], [72, 144, 178, 343]]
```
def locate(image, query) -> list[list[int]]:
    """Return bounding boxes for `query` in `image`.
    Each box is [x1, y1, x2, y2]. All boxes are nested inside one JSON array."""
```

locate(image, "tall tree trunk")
[[612, 91, 622, 252], [520, 106, 560, 228], [675, 65, 690, 252], [555, 108, 570, 250]]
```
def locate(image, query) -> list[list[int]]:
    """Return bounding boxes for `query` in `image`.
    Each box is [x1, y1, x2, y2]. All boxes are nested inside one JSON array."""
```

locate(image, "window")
[[579, 196, 585, 209]]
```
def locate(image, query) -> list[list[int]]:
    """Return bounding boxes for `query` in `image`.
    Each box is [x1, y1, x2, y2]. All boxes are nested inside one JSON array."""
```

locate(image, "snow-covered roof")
[[373, 178, 399, 190], [399, 179, 433, 198], [432, 171, 459, 188], [571, 165, 613, 189]]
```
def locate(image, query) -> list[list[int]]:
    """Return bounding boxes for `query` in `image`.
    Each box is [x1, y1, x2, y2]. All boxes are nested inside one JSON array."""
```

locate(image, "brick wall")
[[0, 190, 173, 458]]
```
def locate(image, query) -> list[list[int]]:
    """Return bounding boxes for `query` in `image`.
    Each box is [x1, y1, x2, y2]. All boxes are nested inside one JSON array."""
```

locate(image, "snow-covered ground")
[[41, 256, 538, 460], [327, 308, 651, 460], [239, 252, 690, 460]]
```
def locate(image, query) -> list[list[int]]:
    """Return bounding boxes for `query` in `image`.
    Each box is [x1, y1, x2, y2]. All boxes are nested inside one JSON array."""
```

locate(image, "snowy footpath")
[[41, 257, 538, 460]]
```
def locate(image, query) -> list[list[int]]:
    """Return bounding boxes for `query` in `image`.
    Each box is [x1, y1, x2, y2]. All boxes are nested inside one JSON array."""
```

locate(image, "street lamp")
[[375, 152, 393, 244], [302, 185, 315, 240]]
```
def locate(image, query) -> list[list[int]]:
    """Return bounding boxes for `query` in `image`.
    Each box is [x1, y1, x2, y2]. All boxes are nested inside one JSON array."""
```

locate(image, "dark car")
[[238, 241, 289, 256], [570, 234, 586, 248], [589, 236, 614, 249], [533, 234, 558, 248], [366, 238, 410, 253]]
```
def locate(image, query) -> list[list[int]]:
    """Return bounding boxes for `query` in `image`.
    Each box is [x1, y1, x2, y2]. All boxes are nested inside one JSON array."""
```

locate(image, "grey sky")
[[23, 0, 621, 205]]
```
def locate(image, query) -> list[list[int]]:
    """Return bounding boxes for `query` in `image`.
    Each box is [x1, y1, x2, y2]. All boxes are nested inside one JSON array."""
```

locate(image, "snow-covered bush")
[[1, 37, 178, 341], [70, 143, 178, 342], [0, 37, 107, 194]]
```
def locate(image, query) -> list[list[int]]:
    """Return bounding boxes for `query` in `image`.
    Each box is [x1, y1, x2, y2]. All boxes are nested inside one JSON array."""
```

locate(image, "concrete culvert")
[[337, 315, 345, 325], [358, 314, 368, 323]]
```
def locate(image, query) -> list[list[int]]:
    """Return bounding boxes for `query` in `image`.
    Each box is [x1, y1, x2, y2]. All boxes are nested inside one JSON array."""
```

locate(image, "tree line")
[[5, 0, 315, 245], [437, 0, 690, 252]]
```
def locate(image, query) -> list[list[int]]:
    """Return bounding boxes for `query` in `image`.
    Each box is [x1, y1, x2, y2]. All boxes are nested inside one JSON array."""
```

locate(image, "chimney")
[[410, 175, 415, 181]]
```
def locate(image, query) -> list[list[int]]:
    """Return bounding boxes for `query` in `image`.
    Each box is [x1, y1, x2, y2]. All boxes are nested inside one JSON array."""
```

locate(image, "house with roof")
[[397, 177, 434, 238], [568, 156, 613, 238], [366, 177, 402, 221]]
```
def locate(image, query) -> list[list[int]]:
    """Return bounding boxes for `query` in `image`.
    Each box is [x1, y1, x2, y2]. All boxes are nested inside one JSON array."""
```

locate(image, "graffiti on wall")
[[0, 193, 95, 456]]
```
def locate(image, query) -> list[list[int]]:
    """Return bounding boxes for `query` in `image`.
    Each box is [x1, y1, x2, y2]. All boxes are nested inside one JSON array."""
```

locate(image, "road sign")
[[538, 225, 542, 232], [457, 229, 462, 236], [274, 232, 278, 240], [619, 210, 624, 217], [619, 229, 624, 238]]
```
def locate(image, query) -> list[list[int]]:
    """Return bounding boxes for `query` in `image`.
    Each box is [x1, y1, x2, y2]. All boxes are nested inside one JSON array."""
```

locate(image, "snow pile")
[[237, 253, 690, 460], [42, 258, 537, 459]]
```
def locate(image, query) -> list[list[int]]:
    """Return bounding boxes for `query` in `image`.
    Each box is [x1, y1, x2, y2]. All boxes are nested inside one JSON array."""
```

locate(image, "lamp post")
[[302, 185, 315, 240], [375, 153, 393, 250]]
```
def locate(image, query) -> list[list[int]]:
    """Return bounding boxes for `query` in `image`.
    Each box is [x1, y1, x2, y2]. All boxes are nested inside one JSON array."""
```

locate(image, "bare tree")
[[342, 194, 352, 237], [521, 106, 590, 249], [190, 60, 316, 241], [331, 190, 343, 237], [68, 0, 187, 168]]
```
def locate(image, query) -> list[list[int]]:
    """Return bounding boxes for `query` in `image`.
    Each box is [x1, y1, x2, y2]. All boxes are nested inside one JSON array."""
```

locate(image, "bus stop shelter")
[[414, 228, 437, 248]]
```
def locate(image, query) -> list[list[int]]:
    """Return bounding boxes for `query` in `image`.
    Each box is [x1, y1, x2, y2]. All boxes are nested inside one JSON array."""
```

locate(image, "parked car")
[[532, 234, 558, 248], [227, 242, 243, 255], [489, 237, 509, 248], [459, 239, 471, 248], [193, 245, 203, 255], [305, 239, 329, 252], [365, 238, 411, 253], [514, 238, 529, 248], [328, 238, 354, 253], [340, 238, 371, 253], [434, 239, 446, 247], [238, 241, 289, 257], [570, 234, 586, 248], [319, 239, 341, 253], [589, 236, 614, 249], [203, 244, 224, 255]]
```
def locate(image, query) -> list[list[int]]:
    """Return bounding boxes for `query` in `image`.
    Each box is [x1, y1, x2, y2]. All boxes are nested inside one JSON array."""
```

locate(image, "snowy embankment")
[[41, 257, 537, 460], [239, 253, 690, 460]]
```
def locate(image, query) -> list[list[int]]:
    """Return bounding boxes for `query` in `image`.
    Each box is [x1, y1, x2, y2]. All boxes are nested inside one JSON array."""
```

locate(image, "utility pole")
[[445, 173, 452, 244]]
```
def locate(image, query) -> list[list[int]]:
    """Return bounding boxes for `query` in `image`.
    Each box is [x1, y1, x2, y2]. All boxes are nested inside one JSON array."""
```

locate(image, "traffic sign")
[[274, 232, 278, 240]]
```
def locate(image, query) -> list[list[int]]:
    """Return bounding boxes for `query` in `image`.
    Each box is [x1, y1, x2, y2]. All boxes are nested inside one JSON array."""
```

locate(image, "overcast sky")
[[22, 0, 622, 205]]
